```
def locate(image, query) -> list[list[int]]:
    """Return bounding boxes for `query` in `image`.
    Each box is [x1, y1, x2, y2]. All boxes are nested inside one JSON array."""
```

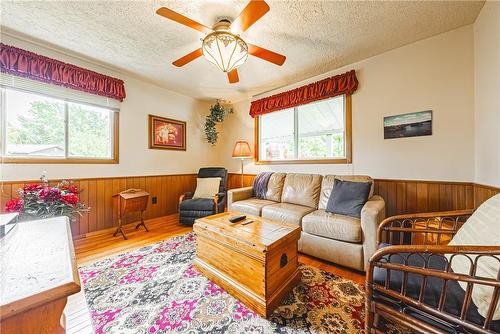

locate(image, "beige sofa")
[[227, 173, 385, 271]]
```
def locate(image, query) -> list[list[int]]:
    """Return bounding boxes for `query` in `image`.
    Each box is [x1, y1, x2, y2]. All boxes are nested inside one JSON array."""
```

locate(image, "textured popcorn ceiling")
[[0, 1, 484, 102]]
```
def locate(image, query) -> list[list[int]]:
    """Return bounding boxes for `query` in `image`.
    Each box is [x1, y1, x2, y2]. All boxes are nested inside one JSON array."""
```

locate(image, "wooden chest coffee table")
[[193, 212, 301, 318]]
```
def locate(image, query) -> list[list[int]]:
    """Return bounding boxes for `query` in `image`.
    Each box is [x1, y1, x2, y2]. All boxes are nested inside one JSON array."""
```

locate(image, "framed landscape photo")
[[148, 115, 186, 150], [384, 110, 432, 139]]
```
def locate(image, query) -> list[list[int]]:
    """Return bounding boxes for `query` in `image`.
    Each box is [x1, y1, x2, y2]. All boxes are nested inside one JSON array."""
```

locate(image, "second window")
[[257, 94, 351, 163]]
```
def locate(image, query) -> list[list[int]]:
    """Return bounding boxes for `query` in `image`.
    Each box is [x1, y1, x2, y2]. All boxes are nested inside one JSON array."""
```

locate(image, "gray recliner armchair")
[[179, 167, 228, 226]]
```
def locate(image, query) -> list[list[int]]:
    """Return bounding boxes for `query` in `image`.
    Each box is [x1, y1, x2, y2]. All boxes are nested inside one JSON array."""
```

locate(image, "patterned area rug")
[[80, 233, 403, 333]]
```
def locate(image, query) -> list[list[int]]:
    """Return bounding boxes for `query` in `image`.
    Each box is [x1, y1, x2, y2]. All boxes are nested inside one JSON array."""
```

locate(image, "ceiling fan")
[[156, 0, 286, 84]]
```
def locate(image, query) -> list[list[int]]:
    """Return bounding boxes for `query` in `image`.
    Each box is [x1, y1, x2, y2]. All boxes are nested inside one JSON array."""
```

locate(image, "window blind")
[[0, 72, 120, 110]]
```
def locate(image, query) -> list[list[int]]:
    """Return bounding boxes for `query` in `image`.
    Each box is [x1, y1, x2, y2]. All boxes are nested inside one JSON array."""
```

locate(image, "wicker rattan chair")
[[365, 209, 500, 334]]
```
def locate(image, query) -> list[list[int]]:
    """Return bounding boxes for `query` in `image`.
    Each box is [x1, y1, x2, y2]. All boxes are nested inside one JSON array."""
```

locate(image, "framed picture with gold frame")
[[148, 114, 186, 150]]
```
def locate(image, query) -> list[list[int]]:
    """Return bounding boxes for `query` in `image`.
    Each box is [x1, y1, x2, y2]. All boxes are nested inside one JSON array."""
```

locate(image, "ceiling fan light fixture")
[[202, 31, 248, 73]]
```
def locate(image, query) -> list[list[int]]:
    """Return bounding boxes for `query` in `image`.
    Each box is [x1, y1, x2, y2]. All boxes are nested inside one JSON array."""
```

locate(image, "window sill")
[[1, 157, 119, 164], [255, 158, 351, 165]]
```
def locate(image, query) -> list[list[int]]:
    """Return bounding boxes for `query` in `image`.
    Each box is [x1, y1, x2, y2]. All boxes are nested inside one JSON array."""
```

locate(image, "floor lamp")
[[232, 140, 253, 188]]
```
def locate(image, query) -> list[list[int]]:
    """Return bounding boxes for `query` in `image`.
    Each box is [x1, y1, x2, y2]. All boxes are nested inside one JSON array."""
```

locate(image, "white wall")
[[1, 22, 489, 184], [219, 25, 476, 182], [474, 1, 500, 188], [0, 34, 221, 181]]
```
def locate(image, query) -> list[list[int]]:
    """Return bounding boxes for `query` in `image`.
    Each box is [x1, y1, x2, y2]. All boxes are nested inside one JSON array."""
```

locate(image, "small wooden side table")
[[112, 189, 149, 240]]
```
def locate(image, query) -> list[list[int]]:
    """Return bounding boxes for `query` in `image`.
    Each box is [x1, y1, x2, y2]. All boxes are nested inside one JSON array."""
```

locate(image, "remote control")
[[241, 219, 254, 226], [228, 215, 246, 223]]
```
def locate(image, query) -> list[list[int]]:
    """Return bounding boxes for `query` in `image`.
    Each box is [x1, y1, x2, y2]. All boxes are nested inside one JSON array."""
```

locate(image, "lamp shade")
[[232, 140, 252, 158]]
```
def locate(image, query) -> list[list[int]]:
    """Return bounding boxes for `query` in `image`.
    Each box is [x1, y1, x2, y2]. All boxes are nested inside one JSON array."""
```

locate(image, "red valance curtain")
[[0, 43, 126, 101], [249, 70, 358, 118]]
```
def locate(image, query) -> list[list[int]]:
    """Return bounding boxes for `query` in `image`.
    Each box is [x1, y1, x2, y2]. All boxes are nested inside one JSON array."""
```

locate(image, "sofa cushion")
[[447, 193, 500, 320], [231, 198, 277, 216], [319, 175, 374, 210], [326, 179, 372, 218], [265, 172, 286, 202], [262, 203, 315, 226], [302, 209, 362, 243], [281, 173, 322, 208], [299, 232, 364, 271]]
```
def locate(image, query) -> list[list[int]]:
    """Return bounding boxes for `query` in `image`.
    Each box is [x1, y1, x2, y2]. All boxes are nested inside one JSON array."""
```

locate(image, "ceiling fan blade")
[[227, 69, 239, 84], [156, 7, 212, 34], [231, 0, 270, 34], [172, 49, 203, 67], [248, 44, 286, 66]]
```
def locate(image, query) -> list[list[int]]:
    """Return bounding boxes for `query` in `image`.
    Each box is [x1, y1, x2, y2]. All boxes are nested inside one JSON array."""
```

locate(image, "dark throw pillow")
[[326, 179, 372, 218]]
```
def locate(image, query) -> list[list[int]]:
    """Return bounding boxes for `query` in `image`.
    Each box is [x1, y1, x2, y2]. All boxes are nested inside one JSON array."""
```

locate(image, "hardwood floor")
[[64, 214, 365, 333]]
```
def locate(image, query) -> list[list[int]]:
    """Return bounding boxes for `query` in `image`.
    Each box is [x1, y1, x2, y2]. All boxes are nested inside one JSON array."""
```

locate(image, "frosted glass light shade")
[[202, 31, 248, 72]]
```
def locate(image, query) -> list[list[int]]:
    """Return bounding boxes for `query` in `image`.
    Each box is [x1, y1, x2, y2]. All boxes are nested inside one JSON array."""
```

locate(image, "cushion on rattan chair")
[[447, 194, 500, 320], [373, 250, 500, 332]]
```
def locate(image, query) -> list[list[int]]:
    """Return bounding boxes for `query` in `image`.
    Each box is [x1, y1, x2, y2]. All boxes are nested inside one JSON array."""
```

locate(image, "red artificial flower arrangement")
[[5, 180, 89, 221], [5, 198, 23, 213]]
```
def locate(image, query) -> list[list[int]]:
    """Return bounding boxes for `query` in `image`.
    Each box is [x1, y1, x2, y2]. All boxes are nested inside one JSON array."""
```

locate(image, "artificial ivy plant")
[[204, 100, 233, 145]]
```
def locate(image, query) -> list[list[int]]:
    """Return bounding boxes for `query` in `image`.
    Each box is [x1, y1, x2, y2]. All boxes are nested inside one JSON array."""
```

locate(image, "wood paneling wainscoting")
[[0, 174, 197, 239], [2, 173, 498, 239], [227, 173, 499, 215], [373, 179, 476, 217], [474, 183, 500, 208], [227, 173, 256, 189]]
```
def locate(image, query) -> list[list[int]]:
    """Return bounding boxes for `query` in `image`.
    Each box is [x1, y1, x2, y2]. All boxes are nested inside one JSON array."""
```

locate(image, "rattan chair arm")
[[376, 209, 474, 244], [368, 244, 500, 288], [370, 244, 500, 262]]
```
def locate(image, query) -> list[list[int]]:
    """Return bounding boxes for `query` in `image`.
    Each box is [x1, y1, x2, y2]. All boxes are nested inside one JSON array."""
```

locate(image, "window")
[[1, 87, 118, 163], [256, 95, 351, 164]]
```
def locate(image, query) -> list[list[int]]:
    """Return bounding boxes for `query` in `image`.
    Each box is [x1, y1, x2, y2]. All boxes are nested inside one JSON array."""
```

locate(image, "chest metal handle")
[[280, 253, 288, 268]]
